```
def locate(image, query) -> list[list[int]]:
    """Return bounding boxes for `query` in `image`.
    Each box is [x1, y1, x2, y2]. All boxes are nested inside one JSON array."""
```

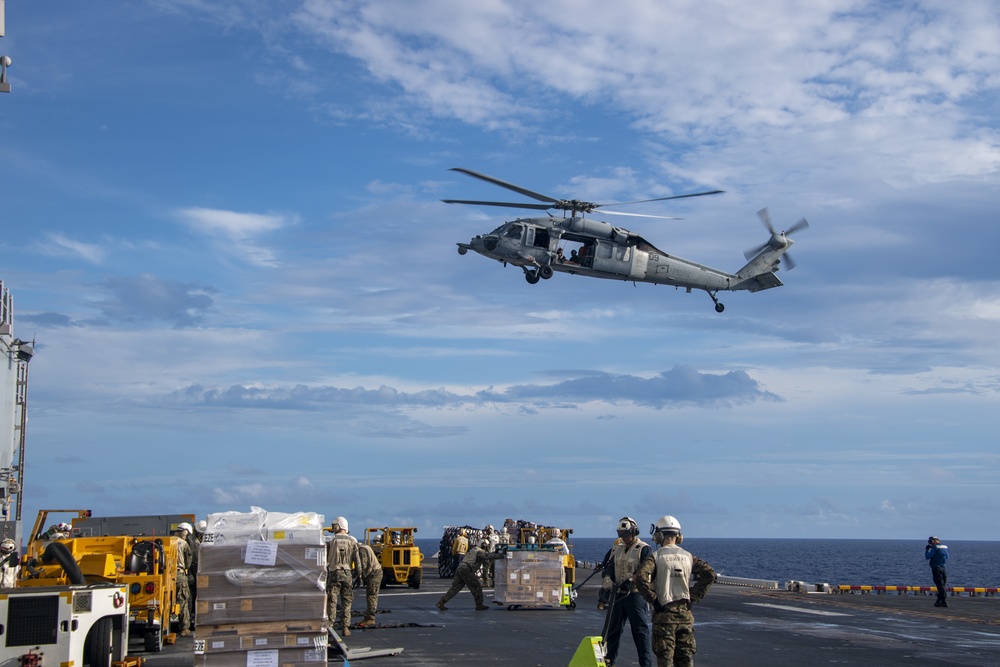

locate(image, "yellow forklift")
[[19, 509, 184, 652], [364, 527, 423, 589]]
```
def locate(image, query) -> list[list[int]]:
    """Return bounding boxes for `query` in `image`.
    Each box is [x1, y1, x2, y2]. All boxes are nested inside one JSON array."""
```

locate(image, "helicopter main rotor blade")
[[450, 168, 559, 204], [597, 209, 684, 220], [601, 190, 725, 207], [442, 199, 554, 210]]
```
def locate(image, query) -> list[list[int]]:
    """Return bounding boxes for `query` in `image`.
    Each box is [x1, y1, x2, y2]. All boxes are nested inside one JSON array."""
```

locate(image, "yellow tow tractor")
[[18, 509, 185, 652], [364, 527, 423, 589]]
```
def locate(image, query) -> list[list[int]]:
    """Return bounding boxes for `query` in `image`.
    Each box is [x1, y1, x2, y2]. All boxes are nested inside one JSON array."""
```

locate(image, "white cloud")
[[40, 233, 107, 264], [175, 207, 297, 267]]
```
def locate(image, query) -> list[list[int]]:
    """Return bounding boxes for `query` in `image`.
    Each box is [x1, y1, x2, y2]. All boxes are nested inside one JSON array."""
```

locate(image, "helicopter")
[[444, 168, 808, 312]]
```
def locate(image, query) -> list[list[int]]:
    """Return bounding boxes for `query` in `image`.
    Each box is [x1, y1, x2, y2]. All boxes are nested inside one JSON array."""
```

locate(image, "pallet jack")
[[328, 627, 404, 664], [568, 574, 628, 667]]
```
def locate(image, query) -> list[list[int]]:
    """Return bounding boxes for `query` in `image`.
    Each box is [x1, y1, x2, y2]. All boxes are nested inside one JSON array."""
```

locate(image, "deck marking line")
[[746, 602, 851, 617]]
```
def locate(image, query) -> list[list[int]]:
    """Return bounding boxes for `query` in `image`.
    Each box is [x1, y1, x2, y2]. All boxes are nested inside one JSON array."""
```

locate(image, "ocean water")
[[417, 538, 1000, 587]]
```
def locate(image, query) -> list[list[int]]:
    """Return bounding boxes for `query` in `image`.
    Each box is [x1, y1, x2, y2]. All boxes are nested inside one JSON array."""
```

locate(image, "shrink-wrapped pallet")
[[494, 549, 566, 609], [195, 508, 329, 666]]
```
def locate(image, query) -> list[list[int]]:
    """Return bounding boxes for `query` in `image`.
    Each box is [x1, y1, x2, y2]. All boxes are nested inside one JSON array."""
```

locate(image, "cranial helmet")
[[195, 520, 208, 534], [57, 522, 72, 532], [616, 517, 639, 537], [0, 538, 15, 552], [176, 522, 194, 534], [651, 515, 681, 535], [333, 516, 349, 533]]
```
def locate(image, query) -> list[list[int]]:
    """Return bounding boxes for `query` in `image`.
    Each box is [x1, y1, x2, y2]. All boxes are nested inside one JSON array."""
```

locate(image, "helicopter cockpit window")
[[504, 224, 523, 240]]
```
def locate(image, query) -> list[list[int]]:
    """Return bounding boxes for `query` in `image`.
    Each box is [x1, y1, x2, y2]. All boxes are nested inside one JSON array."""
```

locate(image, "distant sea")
[[416, 538, 1000, 586]]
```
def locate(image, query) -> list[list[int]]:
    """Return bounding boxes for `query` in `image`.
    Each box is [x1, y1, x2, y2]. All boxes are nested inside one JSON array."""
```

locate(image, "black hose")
[[41, 541, 86, 585]]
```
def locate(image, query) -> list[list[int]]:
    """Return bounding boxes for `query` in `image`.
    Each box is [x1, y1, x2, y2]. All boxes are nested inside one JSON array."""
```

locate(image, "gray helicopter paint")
[[445, 168, 806, 311]]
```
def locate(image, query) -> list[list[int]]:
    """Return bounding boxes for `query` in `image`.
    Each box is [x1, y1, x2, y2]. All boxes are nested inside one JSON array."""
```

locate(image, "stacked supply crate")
[[195, 507, 329, 667], [494, 548, 568, 609]]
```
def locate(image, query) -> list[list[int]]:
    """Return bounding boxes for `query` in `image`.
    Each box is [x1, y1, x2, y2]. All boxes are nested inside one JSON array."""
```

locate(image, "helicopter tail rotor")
[[743, 208, 809, 269]]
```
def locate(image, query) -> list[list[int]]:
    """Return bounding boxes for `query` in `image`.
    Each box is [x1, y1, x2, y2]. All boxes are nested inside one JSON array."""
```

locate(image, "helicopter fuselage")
[[457, 215, 787, 299], [446, 167, 805, 312]]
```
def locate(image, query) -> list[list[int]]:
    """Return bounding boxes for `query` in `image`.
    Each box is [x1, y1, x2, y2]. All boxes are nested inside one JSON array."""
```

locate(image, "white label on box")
[[245, 540, 278, 566], [212, 602, 227, 610], [535, 591, 544, 599], [246, 649, 279, 667], [211, 641, 227, 649], [521, 573, 531, 582], [551, 588, 561, 597], [305, 547, 323, 564], [254, 638, 269, 646], [194, 640, 206, 655]]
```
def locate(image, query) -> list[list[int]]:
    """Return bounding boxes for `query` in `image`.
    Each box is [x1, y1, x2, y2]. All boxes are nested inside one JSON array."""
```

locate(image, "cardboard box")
[[193, 646, 327, 667], [196, 593, 327, 625], [195, 629, 327, 654], [197, 620, 327, 636], [494, 549, 565, 608]]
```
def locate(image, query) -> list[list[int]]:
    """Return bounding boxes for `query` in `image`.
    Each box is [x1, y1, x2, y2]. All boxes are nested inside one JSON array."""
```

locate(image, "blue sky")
[[2, 0, 998, 540]]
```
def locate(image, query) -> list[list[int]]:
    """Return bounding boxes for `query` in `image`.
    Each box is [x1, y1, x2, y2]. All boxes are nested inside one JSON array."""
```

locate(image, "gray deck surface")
[[145, 558, 1000, 666]]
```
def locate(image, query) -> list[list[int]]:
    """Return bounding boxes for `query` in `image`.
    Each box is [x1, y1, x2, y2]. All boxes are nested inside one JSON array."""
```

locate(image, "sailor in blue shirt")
[[925, 536, 949, 607]]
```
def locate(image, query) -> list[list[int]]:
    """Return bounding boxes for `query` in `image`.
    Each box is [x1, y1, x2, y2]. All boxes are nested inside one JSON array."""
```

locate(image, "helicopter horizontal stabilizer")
[[733, 271, 783, 293]]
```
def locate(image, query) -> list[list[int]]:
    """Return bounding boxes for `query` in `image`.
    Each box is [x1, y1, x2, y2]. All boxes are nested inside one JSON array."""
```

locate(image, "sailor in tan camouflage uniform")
[[326, 516, 360, 636], [636, 515, 715, 667], [173, 523, 194, 637], [436, 540, 501, 611], [357, 541, 383, 627]]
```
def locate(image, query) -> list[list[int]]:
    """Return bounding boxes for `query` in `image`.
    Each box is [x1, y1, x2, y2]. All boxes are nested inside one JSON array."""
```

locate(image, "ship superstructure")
[[0, 280, 32, 546]]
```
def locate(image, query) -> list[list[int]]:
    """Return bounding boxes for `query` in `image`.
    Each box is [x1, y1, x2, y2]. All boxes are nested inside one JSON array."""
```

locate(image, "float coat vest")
[[651, 544, 693, 606], [612, 538, 649, 585], [461, 546, 485, 567], [328, 534, 357, 572]]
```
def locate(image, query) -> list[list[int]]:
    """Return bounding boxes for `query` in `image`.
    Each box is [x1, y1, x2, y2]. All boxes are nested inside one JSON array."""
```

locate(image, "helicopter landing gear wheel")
[[709, 292, 724, 313], [538, 265, 554, 280], [525, 270, 540, 285]]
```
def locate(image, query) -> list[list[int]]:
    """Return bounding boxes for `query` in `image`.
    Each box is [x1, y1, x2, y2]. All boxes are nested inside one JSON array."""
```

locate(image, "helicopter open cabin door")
[[591, 240, 633, 277]]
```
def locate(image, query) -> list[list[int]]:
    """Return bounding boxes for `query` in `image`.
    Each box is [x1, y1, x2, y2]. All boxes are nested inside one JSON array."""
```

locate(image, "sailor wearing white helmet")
[[601, 516, 654, 667], [327, 517, 360, 637], [173, 522, 195, 636], [636, 515, 716, 667]]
